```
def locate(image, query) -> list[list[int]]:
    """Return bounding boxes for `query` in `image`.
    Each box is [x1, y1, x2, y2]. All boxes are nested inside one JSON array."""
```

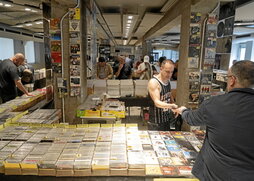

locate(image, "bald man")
[[0, 53, 33, 103]]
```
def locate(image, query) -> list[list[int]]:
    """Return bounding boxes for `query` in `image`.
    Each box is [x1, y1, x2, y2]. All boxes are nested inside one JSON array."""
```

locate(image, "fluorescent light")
[[126, 27, 130, 29], [35, 21, 43, 24], [16, 25, 24, 28], [25, 8, 31, 11], [25, 23, 33, 26], [0, 3, 3, 6], [128, 16, 133, 20], [127, 20, 132, 23], [4, 4, 11, 7], [246, 25, 254, 28], [31, 10, 38, 13]]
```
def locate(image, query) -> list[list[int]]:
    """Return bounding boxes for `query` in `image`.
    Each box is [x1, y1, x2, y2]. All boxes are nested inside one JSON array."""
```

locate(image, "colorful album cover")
[[51, 52, 62, 63], [200, 85, 212, 94], [171, 156, 188, 166], [69, 8, 80, 20], [70, 44, 80, 54], [177, 166, 192, 176], [158, 157, 173, 167], [203, 59, 215, 71], [206, 37, 216, 48], [51, 41, 61, 52], [207, 14, 217, 24], [50, 18, 60, 30], [70, 54, 80, 65], [190, 12, 202, 23], [189, 91, 199, 103], [50, 33, 61, 41]]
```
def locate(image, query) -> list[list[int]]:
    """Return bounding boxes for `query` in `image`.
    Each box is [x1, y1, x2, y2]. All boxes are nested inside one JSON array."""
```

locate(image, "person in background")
[[96, 57, 113, 80], [18, 61, 34, 85], [137, 55, 152, 80], [115, 56, 132, 79], [132, 59, 142, 80], [148, 59, 178, 131], [171, 59, 178, 80], [0, 53, 33, 103], [175, 60, 254, 181], [152, 56, 166, 75]]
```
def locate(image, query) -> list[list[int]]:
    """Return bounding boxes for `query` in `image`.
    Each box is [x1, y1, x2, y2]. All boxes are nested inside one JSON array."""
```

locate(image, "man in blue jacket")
[[176, 60, 254, 181]]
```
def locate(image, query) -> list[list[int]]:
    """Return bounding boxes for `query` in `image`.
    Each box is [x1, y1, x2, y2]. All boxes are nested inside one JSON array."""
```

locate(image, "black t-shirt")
[[116, 63, 132, 79], [0, 59, 20, 98]]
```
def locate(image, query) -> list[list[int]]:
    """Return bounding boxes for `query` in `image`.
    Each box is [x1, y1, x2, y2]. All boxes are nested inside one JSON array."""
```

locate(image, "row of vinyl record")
[[0, 125, 205, 177]]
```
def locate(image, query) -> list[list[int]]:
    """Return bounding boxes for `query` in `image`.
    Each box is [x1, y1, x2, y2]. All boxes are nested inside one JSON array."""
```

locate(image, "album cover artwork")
[[70, 65, 80, 76], [188, 57, 199, 69], [69, 8, 80, 20], [70, 54, 80, 65], [69, 32, 80, 44], [70, 76, 80, 87], [224, 17, 234, 36], [70, 44, 80, 54], [69, 20, 80, 32], [189, 91, 199, 103], [189, 35, 201, 45], [190, 24, 201, 35], [51, 41, 61, 52], [201, 73, 213, 84], [70, 87, 80, 97], [207, 14, 217, 24], [51, 52, 62, 63], [206, 37, 216, 48], [217, 20, 225, 38], [203, 59, 215, 71], [200, 85, 212, 94], [188, 46, 200, 58], [189, 82, 200, 91], [204, 48, 216, 59], [188, 72, 200, 81], [50, 18, 60, 30], [214, 54, 221, 69], [161, 166, 179, 176], [50, 33, 61, 41], [219, 2, 235, 20], [190, 12, 202, 23], [216, 36, 232, 53]]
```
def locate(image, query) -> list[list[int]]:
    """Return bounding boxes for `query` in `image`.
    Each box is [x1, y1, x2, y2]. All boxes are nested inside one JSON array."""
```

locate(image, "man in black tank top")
[[148, 60, 178, 131]]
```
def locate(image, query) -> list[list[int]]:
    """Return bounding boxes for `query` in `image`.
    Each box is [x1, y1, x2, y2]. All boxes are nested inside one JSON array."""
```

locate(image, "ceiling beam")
[[135, 0, 202, 45]]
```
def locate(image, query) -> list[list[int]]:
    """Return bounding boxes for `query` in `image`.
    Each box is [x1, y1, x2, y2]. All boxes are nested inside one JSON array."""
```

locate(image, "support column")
[[175, 0, 191, 130]]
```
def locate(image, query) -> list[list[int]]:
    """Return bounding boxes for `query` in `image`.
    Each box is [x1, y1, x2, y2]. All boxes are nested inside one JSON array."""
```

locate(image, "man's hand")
[[170, 103, 178, 109], [26, 93, 34, 97], [173, 106, 187, 115]]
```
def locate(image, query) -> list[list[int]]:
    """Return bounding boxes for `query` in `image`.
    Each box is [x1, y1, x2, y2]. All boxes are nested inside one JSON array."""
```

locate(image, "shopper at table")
[[148, 59, 178, 130], [96, 57, 113, 80], [175, 60, 254, 181], [115, 56, 132, 79], [0, 53, 33, 103]]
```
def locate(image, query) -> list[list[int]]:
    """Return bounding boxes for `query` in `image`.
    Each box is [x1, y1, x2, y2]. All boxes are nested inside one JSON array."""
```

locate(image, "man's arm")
[[107, 64, 113, 79], [15, 79, 33, 96], [175, 105, 205, 126], [148, 79, 178, 109], [115, 63, 123, 77]]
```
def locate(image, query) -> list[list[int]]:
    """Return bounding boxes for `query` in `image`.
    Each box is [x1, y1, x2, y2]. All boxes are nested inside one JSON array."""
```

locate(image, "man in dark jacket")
[[175, 60, 254, 181], [0, 53, 33, 103]]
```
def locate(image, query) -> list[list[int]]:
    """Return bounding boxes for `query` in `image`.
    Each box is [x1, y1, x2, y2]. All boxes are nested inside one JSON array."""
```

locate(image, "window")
[[24, 41, 35, 63], [239, 43, 246, 60], [0, 38, 14, 60]]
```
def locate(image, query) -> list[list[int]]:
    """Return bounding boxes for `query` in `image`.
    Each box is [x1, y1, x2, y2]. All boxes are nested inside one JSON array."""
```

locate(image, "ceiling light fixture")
[[128, 16, 133, 20], [0, 2, 3, 6], [127, 20, 132, 23], [25, 8, 31, 11], [4, 3, 11, 7]]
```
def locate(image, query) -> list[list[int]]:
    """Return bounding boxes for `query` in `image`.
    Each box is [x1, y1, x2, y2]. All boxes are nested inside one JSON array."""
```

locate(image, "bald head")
[[11, 53, 25, 66]]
